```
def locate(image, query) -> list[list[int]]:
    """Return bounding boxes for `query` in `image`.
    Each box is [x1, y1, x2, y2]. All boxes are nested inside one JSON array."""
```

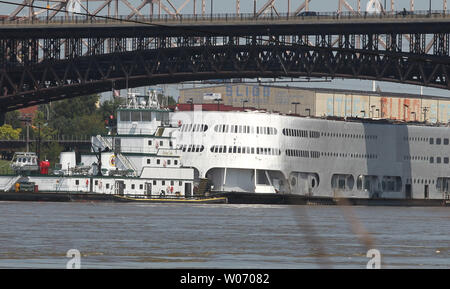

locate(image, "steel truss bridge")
[[1, 0, 450, 112]]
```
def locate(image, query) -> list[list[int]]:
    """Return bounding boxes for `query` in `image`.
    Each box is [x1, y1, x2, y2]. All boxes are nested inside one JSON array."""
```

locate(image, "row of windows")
[[404, 136, 450, 145], [179, 145, 378, 160], [321, 132, 377, 140], [148, 140, 172, 147], [407, 178, 435, 185], [332, 175, 402, 192], [322, 152, 378, 159], [119, 110, 169, 122], [180, 123, 209, 132], [180, 144, 205, 153], [404, 155, 429, 161], [405, 155, 450, 164], [430, 138, 449, 145], [119, 110, 152, 122], [77, 179, 184, 188], [146, 158, 179, 166], [430, 157, 450, 164], [285, 149, 320, 158], [130, 180, 183, 188], [15, 157, 37, 164], [213, 124, 278, 135], [282, 129, 320, 138], [405, 136, 430, 142], [286, 149, 310, 158], [283, 129, 377, 140], [210, 145, 281, 155]]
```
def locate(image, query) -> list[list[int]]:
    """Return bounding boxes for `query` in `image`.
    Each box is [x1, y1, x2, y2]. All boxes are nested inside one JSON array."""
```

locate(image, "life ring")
[[109, 155, 116, 167]]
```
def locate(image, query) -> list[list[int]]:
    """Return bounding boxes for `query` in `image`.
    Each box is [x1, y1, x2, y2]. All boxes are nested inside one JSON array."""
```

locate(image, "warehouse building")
[[178, 84, 450, 123]]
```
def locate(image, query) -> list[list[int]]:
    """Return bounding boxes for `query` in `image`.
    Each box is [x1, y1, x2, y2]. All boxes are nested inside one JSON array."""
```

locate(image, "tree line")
[[1, 92, 176, 165], [1, 94, 123, 165]]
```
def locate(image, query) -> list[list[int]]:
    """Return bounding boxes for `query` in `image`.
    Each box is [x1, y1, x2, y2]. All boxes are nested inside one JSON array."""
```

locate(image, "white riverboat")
[[1, 89, 449, 205], [0, 90, 197, 201]]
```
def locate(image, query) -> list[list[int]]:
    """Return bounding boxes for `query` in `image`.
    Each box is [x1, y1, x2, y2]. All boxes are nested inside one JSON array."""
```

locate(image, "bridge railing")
[[0, 135, 92, 143], [2, 10, 450, 26]]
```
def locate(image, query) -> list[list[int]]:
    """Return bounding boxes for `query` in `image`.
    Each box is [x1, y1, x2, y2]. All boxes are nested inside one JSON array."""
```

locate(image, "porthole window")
[[291, 177, 296, 187]]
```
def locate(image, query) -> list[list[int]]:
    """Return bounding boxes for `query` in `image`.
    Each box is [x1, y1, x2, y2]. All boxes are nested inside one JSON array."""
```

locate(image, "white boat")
[[169, 109, 450, 201], [0, 90, 197, 201], [10, 152, 39, 173], [1, 88, 450, 205]]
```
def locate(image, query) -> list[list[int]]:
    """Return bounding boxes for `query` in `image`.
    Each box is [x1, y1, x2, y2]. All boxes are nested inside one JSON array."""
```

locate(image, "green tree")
[[31, 111, 62, 164], [157, 94, 177, 106], [4, 110, 24, 130], [50, 94, 99, 120], [47, 94, 107, 138], [99, 97, 125, 120], [71, 114, 108, 137], [0, 124, 22, 140], [39, 142, 64, 164], [32, 111, 58, 140]]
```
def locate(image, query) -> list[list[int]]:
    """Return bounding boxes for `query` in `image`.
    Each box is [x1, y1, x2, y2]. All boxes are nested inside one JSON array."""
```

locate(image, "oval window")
[[290, 177, 297, 187]]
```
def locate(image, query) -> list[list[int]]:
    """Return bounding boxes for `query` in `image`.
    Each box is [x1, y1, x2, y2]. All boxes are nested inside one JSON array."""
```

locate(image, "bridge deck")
[[2, 12, 450, 37]]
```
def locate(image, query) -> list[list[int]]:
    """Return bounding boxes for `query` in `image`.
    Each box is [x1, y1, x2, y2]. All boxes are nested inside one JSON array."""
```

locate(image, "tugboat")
[[0, 90, 227, 204]]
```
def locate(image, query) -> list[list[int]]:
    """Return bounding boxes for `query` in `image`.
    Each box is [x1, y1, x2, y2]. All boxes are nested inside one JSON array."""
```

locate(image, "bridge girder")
[[2, 8, 450, 111], [7, 1, 450, 20], [1, 38, 449, 111]]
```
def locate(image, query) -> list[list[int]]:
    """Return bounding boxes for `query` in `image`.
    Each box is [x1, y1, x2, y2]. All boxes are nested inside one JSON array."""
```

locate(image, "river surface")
[[0, 201, 448, 269]]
